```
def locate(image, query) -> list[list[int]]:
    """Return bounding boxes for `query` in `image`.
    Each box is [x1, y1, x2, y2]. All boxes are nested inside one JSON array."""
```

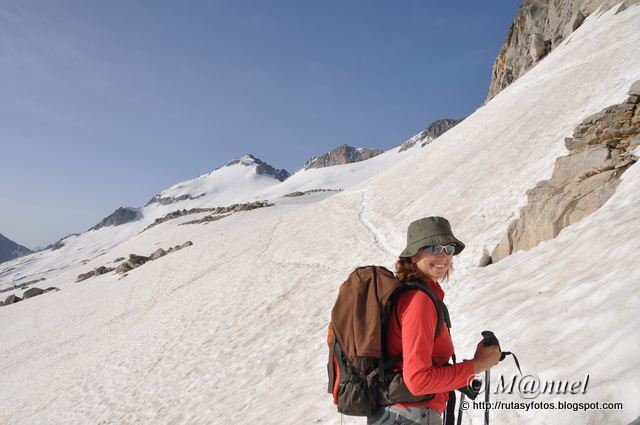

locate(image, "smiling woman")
[[365, 216, 500, 424]]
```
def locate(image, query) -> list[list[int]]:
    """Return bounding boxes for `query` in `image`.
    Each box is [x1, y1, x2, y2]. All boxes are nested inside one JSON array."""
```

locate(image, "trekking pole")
[[480, 331, 500, 425], [456, 393, 465, 425], [484, 368, 490, 425], [456, 378, 481, 425], [478, 330, 523, 425]]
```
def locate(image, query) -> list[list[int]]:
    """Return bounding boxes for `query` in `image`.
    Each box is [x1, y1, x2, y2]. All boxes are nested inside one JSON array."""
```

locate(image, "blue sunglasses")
[[422, 244, 456, 256]]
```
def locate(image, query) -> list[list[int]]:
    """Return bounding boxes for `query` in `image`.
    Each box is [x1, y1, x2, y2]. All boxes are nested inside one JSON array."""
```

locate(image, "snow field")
[[0, 4, 639, 425]]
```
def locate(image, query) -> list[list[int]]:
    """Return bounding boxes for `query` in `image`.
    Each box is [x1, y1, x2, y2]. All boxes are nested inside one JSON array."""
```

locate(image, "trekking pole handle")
[[481, 330, 500, 347], [481, 331, 508, 362]]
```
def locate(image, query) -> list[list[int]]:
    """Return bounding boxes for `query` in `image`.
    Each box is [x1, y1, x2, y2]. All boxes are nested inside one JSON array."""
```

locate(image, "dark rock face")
[[491, 82, 640, 263], [399, 119, 463, 152], [223, 154, 290, 181], [255, 162, 290, 182], [90, 207, 140, 231], [0, 233, 32, 264], [303, 145, 384, 170], [486, 0, 640, 102], [23, 287, 44, 299], [4, 294, 22, 305]]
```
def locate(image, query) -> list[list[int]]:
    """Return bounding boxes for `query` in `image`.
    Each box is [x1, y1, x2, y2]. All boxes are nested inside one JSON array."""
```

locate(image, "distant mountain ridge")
[[0, 233, 32, 264]]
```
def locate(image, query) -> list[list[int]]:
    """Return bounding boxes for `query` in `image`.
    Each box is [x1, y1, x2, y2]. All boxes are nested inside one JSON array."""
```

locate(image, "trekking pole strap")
[[501, 351, 522, 374]]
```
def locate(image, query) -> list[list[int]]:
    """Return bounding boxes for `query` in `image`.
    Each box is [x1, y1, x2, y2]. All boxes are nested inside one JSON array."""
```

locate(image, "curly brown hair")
[[394, 257, 452, 283]]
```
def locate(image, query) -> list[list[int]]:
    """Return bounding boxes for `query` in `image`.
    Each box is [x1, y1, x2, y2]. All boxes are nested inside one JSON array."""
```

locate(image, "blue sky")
[[0, 1, 520, 248]]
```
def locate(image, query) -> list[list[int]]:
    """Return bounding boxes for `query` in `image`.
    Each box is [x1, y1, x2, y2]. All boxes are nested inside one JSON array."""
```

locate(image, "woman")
[[367, 216, 501, 425]]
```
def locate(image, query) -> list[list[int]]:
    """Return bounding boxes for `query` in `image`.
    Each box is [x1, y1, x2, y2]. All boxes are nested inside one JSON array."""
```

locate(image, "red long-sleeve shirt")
[[386, 279, 475, 413]]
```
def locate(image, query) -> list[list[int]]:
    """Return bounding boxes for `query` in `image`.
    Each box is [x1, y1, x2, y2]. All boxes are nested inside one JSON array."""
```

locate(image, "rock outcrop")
[[0, 233, 32, 264], [181, 201, 272, 225], [303, 145, 384, 170], [23, 287, 44, 299], [90, 207, 140, 231], [283, 189, 342, 198], [145, 193, 205, 207], [144, 200, 273, 232], [4, 294, 22, 305], [399, 119, 463, 152], [76, 265, 115, 282], [486, 0, 640, 102], [491, 82, 640, 262], [224, 154, 290, 181], [150, 248, 167, 260]]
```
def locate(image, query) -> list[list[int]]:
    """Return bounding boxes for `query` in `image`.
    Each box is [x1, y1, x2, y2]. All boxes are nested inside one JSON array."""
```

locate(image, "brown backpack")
[[326, 265, 450, 416]]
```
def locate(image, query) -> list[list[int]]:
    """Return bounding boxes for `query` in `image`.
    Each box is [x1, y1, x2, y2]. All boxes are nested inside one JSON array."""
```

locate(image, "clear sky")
[[0, 0, 521, 249]]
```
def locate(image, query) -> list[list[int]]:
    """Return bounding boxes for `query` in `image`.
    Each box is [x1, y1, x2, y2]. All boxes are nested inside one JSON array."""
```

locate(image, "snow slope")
[[1, 4, 639, 425]]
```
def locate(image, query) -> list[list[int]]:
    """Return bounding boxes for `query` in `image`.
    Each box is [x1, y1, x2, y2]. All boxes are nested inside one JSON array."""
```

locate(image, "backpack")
[[326, 265, 451, 417]]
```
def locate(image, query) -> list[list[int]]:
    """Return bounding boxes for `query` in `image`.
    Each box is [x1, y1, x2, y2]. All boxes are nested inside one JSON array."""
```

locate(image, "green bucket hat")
[[399, 216, 465, 258]]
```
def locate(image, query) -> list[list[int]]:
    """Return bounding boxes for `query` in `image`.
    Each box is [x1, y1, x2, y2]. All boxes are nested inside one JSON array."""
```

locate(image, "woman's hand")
[[472, 341, 502, 374]]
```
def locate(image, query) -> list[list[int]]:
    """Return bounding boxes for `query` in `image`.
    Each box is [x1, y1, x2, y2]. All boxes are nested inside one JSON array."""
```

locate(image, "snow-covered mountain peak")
[[220, 153, 290, 182], [222, 153, 261, 167]]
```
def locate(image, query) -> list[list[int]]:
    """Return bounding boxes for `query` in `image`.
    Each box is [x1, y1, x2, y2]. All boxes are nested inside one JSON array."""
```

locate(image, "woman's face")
[[411, 246, 453, 281]]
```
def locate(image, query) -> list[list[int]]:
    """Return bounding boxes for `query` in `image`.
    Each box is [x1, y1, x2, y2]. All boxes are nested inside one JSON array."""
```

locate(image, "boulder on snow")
[[4, 294, 22, 305], [113, 257, 125, 263], [149, 248, 167, 260], [179, 241, 193, 249], [76, 271, 95, 283], [23, 287, 44, 299], [115, 262, 133, 274], [43, 287, 60, 293], [128, 254, 149, 267], [94, 266, 114, 276]]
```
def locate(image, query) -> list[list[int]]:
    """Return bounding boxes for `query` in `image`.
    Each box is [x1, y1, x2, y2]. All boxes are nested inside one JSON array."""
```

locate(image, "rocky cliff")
[[303, 145, 384, 170], [486, 0, 640, 102], [491, 81, 640, 263]]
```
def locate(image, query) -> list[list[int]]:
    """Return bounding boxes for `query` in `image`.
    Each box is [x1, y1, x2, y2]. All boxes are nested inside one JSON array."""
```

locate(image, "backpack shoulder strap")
[[394, 280, 451, 339]]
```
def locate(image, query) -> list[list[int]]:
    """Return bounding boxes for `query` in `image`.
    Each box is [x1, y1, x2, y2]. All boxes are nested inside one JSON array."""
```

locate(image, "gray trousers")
[[366, 406, 442, 425]]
